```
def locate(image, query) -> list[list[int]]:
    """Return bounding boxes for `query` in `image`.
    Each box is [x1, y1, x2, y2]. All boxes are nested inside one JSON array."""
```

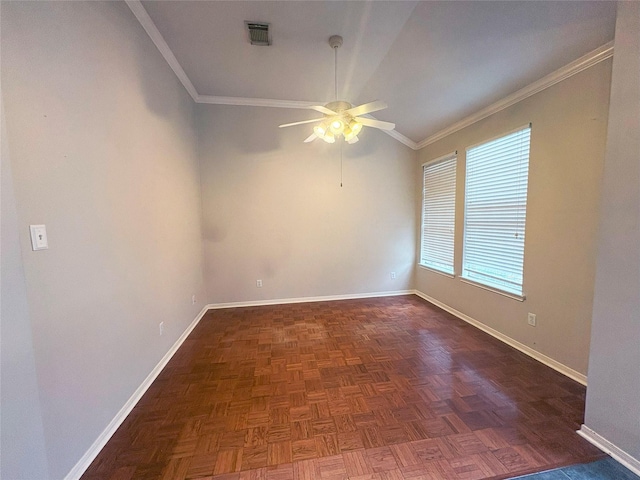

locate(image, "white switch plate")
[[30, 224, 48, 250], [256, 279, 263, 288], [390, 272, 397, 279], [527, 313, 537, 326]]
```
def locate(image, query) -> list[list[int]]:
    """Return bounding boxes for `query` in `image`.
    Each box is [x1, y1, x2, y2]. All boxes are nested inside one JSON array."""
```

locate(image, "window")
[[462, 126, 531, 297], [420, 153, 457, 275]]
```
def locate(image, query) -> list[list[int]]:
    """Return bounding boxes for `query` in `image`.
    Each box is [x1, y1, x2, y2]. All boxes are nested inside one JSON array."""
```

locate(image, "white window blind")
[[462, 126, 531, 296], [420, 154, 457, 275]]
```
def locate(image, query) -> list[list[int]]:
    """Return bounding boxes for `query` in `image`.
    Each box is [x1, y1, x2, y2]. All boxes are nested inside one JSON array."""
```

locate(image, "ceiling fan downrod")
[[277, 34, 394, 144], [329, 35, 343, 102]]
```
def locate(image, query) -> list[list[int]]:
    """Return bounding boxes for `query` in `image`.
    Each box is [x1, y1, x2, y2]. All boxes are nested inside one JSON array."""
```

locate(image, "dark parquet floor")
[[82, 295, 603, 480]]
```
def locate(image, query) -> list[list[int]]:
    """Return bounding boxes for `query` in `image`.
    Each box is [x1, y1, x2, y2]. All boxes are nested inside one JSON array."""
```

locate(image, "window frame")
[[460, 124, 532, 301], [419, 152, 458, 276]]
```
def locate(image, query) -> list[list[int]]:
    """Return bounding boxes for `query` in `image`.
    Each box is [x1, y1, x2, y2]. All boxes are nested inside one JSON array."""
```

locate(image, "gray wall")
[[198, 105, 416, 303], [585, 0, 640, 461], [414, 60, 612, 376], [1, 100, 50, 479], [1, 2, 204, 478]]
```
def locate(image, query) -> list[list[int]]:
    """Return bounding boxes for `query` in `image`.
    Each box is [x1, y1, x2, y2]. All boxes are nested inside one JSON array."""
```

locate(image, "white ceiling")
[[138, 1, 616, 145]]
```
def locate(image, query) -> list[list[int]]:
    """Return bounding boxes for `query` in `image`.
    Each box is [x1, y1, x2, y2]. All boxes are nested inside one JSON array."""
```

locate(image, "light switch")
[[30, 225, 48, 251]]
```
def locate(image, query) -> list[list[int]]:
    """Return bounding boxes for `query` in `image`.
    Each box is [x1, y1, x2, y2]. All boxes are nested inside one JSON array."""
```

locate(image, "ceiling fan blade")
[[304, 133, 318, 143], [346, 101, 388, 117], [354, 116, 395, 131], [279, 117, 325, 128], [309, 105, 338, 116]]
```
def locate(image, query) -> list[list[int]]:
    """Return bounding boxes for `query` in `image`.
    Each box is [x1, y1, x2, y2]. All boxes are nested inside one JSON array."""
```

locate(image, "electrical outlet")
[[159, 322, 164, 336], [390, 272, 397, 279], [256, 279, 263, 288], [527, 313, 536, 327], [191, 294, 196, 305]]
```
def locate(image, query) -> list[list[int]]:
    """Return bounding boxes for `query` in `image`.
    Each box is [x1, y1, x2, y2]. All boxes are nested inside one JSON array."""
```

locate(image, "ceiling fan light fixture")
[[322, 131, 336, 144], [347, 136, 359, 145], [329, 118, 345, 135], [343, 120, 362, 142], [313, 122, 328, 139], [349, 120, 363, 136]]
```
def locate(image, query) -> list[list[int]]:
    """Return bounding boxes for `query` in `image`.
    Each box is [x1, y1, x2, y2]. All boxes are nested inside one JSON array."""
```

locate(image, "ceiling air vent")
[[246, 22, 270, 46]]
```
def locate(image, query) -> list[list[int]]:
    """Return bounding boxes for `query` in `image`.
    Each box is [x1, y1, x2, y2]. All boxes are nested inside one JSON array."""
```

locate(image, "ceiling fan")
[[279, 35, 395, 144]]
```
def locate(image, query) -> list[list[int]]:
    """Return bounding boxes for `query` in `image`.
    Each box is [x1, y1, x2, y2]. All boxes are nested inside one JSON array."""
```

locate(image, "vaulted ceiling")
[[134, 1, 616, 147]]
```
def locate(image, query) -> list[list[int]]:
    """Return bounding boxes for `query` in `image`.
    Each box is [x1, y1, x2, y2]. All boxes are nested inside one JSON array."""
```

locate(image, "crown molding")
[[125, 0, 198, 101], [380, 127, 418, 150], [196, 96, 321, 109], [416, 41, 614, 149]]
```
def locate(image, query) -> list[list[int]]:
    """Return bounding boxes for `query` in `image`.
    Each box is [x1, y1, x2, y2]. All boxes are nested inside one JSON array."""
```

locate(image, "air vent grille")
[[246, 22, 270, 46]]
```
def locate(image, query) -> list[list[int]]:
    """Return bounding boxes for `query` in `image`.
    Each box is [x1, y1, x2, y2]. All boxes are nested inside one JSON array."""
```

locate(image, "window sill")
[[418, 264, 455, 278], [460, 277, 526, 301]]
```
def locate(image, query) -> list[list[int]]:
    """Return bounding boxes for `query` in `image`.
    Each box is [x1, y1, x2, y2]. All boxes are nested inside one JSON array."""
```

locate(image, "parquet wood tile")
[[81, 296, 603, 479]]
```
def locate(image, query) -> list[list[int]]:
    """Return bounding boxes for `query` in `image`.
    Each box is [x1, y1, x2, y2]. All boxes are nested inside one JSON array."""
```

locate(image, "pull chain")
[[340, 140, 343, 187]]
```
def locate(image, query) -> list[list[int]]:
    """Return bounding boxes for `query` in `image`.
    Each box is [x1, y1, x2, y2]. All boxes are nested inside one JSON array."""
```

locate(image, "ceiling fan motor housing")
[[329, 35, 343, 49], [325, 101, 351, 113]]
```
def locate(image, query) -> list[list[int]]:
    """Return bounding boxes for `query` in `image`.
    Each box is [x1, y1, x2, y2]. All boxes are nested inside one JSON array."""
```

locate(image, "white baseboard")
[[577, 425, 640, 476], [206, 289, 414, 310], [64, 305, 210, 480], [413, 290, 588, 385]]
